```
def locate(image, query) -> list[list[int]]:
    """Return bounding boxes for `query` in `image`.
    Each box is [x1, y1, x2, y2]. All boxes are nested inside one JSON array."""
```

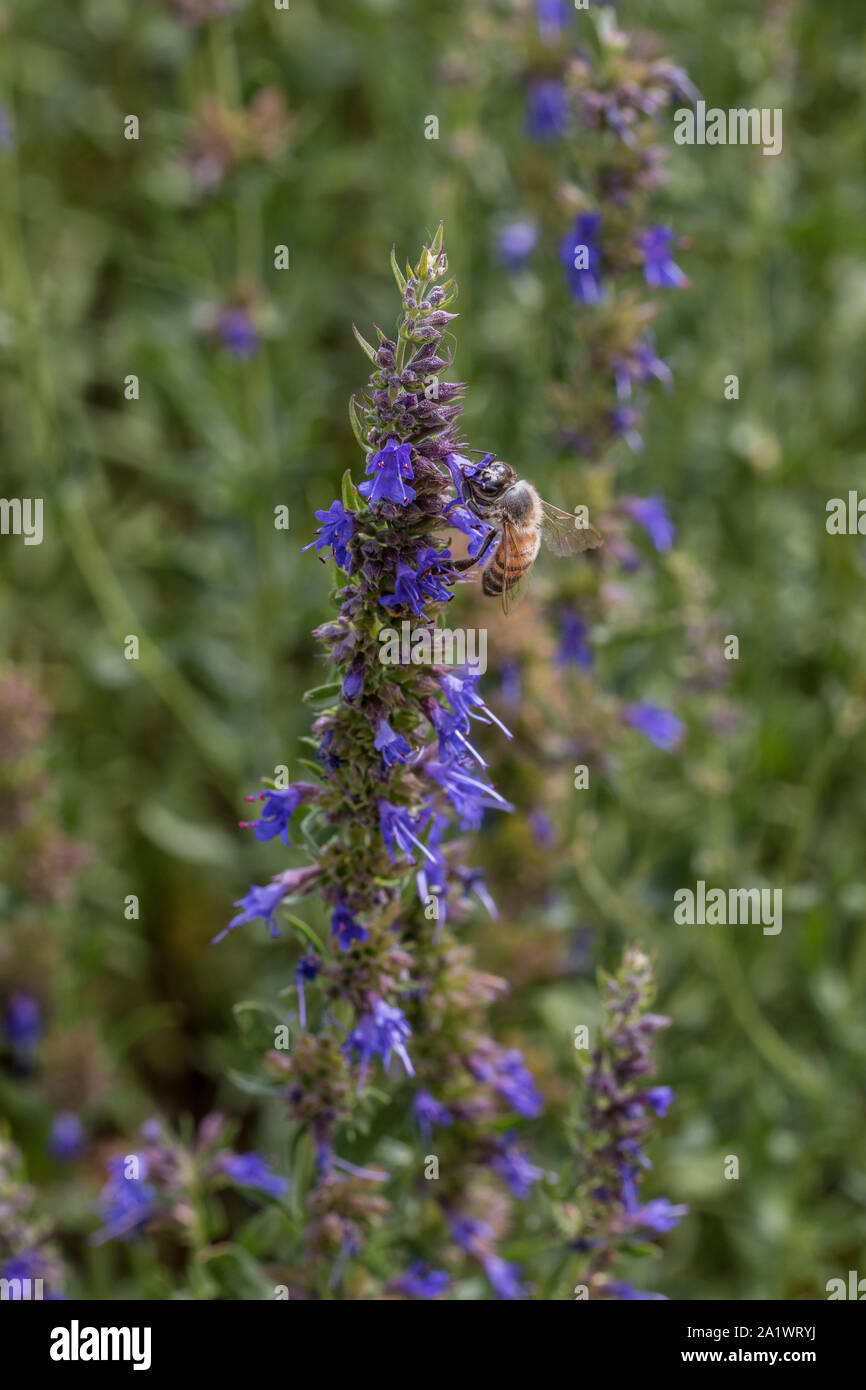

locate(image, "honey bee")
[[453, 455, 603, 613]]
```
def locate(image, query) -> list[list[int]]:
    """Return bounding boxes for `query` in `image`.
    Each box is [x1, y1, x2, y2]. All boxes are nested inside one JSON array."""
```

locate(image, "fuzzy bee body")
[[454, 455, 603, 612]]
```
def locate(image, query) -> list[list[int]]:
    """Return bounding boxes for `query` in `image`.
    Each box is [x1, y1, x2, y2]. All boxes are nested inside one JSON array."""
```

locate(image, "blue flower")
[[379, 560, 428, 617], [240, 783, 314, 846], [623, 703, 684, 752], [526, 79, 569, 141], [629, 1196, 689, 1234], [220, 1152, 290, 1198], [639, 226, 688, 289], [302, 499, 355, 570], [342, 668, 363, 701], [536, 0, 571, 40], [49, 1112, 85, 1162], [555, 611, 593, 669], [216, 306, 259, 358], [331, 902, 369, 950], [344, 997, 414, 1079], [612, 339, 672, 400], [444, 501, 493, 559], [378, 800, 436, 865], [295, 953, 320, 1028], [374, 718, 413, 769], [359, 437, 416, 506], [412, 1089, 454, 1142], [561, 213, 603, 303], [3, 992, 42, 1056], [603, 1280, 668, 1301], [215, 880, 287, 943], [642, 1085, 675, 1116], [0, 105, 15, 151], [482, 1253, 529, 1300], [623, 496, 676, 552], [425, 761, 513, 829], [496, 220, 539, 271], [439, 668, 512, 739], [93, 1157, 157, 1244], [472, 1047, 544, 1118], [492, 1136, 546, 1200], [392, 1262, 450, 1299]]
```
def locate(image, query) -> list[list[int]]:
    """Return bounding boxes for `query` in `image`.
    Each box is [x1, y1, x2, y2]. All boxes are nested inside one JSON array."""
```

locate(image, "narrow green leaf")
[[282, 913, 326, 955], [352, 323, 377, 362], [341, 467, 361, 512], [390, 246, 406, 291]]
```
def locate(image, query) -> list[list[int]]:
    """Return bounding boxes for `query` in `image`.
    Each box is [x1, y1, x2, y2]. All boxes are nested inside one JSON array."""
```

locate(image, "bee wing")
[[498, 520, 530, 616], [540, 501, 604, 556]]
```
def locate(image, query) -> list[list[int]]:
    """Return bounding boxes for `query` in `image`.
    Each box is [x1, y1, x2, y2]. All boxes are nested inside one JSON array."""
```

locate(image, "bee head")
[[467, 459, 515, 502]]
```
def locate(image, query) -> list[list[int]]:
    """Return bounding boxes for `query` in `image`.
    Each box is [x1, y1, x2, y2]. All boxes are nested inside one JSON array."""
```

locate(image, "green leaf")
[[281, 912, 326, 955], [228, 1069, 282, 1098], [303, 679, 342, 704], [352, 323, 377, 363], [341, 468, 361, 512], [348, 394, 367, 448], [390, 246, 406, 292]]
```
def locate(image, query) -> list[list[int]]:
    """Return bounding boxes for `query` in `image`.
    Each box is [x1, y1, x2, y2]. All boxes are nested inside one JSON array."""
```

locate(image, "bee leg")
[[453, 527, 497, 572]]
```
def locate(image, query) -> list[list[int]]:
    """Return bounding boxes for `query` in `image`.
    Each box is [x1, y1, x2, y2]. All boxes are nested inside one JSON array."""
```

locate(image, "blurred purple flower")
[[560, 213, 603, 303], [622, 496, 675, 552], [639, 226, 688, 289], [526, 79, 569, 141], [497, 220, 539, 271], [623, 703, 684, 752]]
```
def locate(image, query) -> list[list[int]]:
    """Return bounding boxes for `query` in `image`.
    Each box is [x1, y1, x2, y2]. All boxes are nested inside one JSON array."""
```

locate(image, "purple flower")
[[344, 997, 414, 1080], [492, 1136, 546, 1200], [342, 667, 363, 701], [295, 953, 320, 1028], [302, 499, 355, 570], [479, 1048, 544, 1119], [603, 1280, 668, 1301], [331, 902, 369, 950], [240, 783, 315, 846], [555, 611, 593, 669], [629, 1196, 689, 1234], [216, 306, 259, 358], [425, 762, 513, 829], [611, 405, 644, 452], [3, 992, 42, 1056], [439, 668, 512, 739], [93, 1157, 157, 1244], [526, 79, 569, 141], [482, 1253, 529, 1300], [529, 809, 555, 846], [392, 1262, 450, 1299], [215, 880, 288, 943], [496, 220, 539, 271], [612, 340, 673, 400], [379, 560, 428, 617], [623, 496, 675, 552], [639, 226, 688, 289], [49, 1113, 85, 1162], [642, 1085, 675, 1117], [378, 800, 436, 865], [444, 501, 493, 559], [374, 718, 413, 769], [623, 703, 684, 752], [560, 213, 603, 303], [359, 437, 416, 506], [412, 1089, 454, 1141], [536, 0, 571, 40], [220, 1152, 289, 1198]]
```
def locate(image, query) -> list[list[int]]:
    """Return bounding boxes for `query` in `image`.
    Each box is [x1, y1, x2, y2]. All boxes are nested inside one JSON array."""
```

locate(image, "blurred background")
[[1, 0, 865, 1299]]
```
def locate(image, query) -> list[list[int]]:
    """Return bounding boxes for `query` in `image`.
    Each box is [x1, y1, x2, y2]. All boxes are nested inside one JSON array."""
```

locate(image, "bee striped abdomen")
[[482, 537, 539, 594]]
